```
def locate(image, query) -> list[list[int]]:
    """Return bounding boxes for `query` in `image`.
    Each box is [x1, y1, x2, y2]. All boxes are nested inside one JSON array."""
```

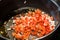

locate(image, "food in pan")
[[3, 9, 55, 40]]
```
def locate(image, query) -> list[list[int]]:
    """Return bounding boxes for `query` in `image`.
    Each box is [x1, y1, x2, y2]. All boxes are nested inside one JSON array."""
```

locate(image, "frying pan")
[[0, 0, 60, 40]]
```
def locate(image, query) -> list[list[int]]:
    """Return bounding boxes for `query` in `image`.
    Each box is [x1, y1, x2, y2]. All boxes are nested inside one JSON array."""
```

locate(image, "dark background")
[[0, 0, 60, 40]]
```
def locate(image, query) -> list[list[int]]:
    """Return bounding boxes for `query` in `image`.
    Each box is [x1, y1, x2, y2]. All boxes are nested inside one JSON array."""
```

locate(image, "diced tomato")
[[11, 9, 55, 40]]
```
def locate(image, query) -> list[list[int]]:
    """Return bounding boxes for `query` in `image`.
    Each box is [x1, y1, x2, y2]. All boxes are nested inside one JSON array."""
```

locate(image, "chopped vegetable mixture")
[[11, 9, 55, 40]]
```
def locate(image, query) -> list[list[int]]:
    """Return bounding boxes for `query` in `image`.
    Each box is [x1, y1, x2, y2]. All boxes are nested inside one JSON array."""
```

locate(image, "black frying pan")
[[0, 0, 60, 40]]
